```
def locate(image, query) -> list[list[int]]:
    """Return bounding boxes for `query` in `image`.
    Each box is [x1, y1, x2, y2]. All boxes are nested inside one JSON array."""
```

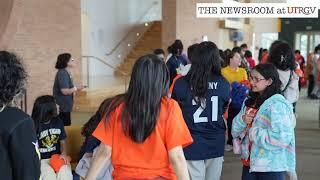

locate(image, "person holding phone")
[[232, 64, 296, 180], [53, 53, 85, 126]]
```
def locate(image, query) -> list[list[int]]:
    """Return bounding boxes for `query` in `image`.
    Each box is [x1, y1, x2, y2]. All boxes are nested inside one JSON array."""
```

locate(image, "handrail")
[[82, 55, 128, 90], [105, 1, 158, 55], [82, 55, 127, 76]]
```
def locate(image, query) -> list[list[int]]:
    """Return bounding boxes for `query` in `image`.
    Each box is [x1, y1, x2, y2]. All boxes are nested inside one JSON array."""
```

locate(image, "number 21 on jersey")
[[192, 96, 218, 123]]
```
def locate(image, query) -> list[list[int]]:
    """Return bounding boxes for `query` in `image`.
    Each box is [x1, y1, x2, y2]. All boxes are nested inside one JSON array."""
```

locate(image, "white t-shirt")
[[278, 69, 299, 103]]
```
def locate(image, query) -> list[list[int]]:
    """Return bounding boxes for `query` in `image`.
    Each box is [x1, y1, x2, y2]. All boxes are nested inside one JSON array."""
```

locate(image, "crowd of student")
[[306, 45, 320, 99], [2, 39, 319, 180]]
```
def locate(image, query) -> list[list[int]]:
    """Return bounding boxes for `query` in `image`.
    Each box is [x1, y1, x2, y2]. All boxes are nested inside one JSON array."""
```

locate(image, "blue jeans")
[[242, 166, 285, 180]]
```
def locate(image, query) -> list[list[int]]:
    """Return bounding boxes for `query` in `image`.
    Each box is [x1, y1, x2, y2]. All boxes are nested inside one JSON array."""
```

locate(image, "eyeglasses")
[[249, 75, 265, 83]]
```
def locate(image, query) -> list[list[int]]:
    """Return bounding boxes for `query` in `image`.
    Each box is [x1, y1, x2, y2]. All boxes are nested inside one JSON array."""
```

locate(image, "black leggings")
[[308, 74, 315, 96]]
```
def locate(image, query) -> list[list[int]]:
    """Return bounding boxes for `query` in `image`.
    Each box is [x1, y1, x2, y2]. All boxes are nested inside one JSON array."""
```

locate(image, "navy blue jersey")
[[166, 55, 188, 84], [37, 117, 67, 159], [172, 75, 231, 160]]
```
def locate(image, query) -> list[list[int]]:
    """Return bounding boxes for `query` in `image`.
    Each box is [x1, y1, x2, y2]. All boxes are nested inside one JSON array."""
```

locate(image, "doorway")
[[295, 32, 320, 61]]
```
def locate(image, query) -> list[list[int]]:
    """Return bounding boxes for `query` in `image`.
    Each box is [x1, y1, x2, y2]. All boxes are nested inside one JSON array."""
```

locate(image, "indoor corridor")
[[222, 89, 320, 180], [72, 88, 320, 180]]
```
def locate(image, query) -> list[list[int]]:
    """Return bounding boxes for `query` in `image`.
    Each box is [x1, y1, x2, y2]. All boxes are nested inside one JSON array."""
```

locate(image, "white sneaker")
[[225, 144, 233, 152]]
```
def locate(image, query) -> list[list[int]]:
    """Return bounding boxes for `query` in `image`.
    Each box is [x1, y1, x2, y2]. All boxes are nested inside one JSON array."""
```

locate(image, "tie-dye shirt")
[[232, 94, 296, 172]]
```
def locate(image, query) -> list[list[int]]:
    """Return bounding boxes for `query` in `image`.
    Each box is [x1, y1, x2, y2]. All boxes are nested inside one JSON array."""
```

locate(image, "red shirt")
[[246, 57, 256, 69]]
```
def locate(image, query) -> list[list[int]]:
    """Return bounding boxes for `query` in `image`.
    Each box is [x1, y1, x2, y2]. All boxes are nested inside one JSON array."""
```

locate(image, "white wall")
[[249, 0, 285, 59], [81, 0, 161, 79], [251, 18, 279, 60]]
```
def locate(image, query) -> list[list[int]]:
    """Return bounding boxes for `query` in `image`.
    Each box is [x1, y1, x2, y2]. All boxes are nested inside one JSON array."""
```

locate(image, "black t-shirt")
[[172, 75, 231, 160], [37, 117, 67, 159], [0, 106, 41, 180]]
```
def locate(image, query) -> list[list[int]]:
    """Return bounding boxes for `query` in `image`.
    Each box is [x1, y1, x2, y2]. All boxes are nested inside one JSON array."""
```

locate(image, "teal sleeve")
[[231, 102, 247, 138], [249, 102, 295, 150]]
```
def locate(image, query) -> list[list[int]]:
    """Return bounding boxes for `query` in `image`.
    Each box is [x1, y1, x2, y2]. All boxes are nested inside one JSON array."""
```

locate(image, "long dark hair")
[[31, 95, 58, 133], [223, 49, 232, 66], [187, 43, 199, 63], [81, 95, 124, 137], [187, 41, 221, 105], [258, 48, 268, 62], [268, 41, 296, 71], [258, 48, 263, 62], [245, 63, 282, 108], [103, 54, 169, 143]]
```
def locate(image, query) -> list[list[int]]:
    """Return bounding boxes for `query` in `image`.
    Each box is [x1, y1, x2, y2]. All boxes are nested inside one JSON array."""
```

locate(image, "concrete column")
[[162, 0, 177, 50], [162, 0, 249, 51], [0, 0, 14, 43], [162, 0, 287, 51], [176, 0, 226, 50]]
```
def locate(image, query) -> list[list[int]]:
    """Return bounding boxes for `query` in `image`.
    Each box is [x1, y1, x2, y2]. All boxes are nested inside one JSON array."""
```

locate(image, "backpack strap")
[[282, 70, 293, 93]]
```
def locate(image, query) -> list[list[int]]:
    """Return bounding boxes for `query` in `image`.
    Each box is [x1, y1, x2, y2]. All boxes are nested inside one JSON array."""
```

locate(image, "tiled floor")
[[72, 88, 320, 180]]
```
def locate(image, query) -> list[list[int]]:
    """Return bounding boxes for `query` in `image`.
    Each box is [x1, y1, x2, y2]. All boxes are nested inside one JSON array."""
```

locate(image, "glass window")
[[261, 33, 279, 49]]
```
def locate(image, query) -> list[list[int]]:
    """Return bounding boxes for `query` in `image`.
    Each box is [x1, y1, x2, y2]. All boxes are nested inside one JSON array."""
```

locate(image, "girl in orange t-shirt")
[[86, 54, 193, 180]]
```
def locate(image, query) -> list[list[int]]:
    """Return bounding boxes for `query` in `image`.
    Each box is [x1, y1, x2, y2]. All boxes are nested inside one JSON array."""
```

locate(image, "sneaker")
[[225, 144, 233, 152]]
